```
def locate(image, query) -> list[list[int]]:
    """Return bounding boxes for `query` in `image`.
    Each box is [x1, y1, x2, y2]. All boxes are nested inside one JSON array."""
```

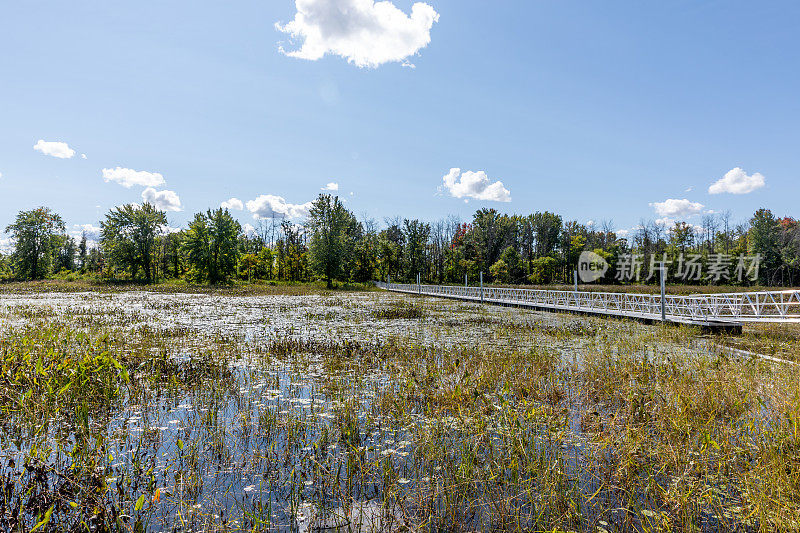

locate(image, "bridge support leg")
[[701, 323, 743, 335]]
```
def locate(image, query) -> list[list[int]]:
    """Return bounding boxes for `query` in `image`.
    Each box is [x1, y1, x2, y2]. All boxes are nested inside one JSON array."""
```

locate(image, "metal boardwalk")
[[376, 282, 800, 329]]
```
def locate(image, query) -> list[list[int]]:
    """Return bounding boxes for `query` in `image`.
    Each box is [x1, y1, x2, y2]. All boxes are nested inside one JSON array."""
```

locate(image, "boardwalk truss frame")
[[376, 282, 800, 325]]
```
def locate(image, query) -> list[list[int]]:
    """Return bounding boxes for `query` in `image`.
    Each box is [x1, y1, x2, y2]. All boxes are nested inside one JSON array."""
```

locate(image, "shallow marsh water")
[[0, 290, 797, 532]]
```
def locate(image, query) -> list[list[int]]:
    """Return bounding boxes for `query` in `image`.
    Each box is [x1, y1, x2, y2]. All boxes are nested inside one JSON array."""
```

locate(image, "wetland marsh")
[[0, 287, 798, 532]]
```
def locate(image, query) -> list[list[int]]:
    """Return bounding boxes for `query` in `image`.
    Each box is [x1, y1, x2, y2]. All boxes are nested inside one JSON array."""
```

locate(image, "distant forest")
[[2, 194, 798, 287]]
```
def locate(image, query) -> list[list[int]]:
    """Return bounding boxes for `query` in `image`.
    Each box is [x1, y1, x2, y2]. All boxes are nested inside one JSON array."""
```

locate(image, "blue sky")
[[1, 0, 798, 244]]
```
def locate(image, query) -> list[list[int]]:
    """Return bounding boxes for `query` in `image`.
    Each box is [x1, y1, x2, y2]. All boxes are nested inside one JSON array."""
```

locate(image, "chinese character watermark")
[[607, 253, 761, 283]]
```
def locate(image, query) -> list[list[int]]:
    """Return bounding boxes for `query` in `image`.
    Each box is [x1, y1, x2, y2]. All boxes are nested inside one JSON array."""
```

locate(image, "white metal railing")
[[375, 282, 800, 324]]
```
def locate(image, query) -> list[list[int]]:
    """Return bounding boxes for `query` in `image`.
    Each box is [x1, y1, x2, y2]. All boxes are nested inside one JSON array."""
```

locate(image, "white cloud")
[[142, 188, 183, 212], [276, 0, 439, 68], [708, 167, 765, 195], [81, 154, 87, 159], [441, 168, 511, 202], [649, 198, 705, 218], [102, 167, 166, 188], [243, 223, 256, 235], [0, 236, 13, 254], [616, 229, 630, 238], [246, 195, 312, 220], [68, 224, 101, 248], [33, 140, 76, 159], [221, 197, 244, 210], [71, 223, 102, 240], [0, 172, 3, 179], [321, 182, 339, 191]]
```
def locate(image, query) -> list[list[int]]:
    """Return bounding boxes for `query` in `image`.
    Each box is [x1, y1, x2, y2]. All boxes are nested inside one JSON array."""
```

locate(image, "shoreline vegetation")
[[0, 278, 379, 295], [0, 277, 794, 295]]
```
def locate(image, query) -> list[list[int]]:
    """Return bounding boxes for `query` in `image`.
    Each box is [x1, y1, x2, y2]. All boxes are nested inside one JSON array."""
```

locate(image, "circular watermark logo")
[[578, 251, 609, 283]]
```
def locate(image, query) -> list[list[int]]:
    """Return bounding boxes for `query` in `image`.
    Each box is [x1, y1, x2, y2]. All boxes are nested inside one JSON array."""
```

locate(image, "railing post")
[[660, 264, 666, 322], [465, 273, 468, 288], [480, 271, 484, 303], [573, 270, 578, 307], [417, 273, 421, 295]]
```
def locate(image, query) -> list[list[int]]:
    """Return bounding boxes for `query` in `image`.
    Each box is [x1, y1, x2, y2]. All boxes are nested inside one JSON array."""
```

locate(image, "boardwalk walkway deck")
[[377, 282, 800, 333]]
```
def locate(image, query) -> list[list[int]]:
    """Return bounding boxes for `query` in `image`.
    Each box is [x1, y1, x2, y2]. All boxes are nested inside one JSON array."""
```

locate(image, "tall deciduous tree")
[[183, 208, 241, 284], [403, 219, 431, 281], [307, 194, 354, 288], [100, 203, 167, 282], [377, 223, 404, 281], [78, 232, 88, 272], [5, 207, 66, 280], [749, 208, 781, 285], [531, 211, 562, 258]]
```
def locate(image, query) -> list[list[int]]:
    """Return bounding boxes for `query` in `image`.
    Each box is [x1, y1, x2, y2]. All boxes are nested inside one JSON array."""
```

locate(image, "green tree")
[[749, 208, 781, 285], [257, 247, 275, 279], [207, 208, 241, 283], [351, 225, 378, 282], [100, 203, 167, 282], [499, 245, 524, 283], [54, 235, 78, 272], [183, 213, 211, 282], [377, 223, 404, 281], [183, 208, 242, 284], [5, 207, 66, 280], [0, 253, 11, 280], [471, 209, 516, 272], [85, 247, 104, 274], [159, 231, 184, 279], [307, 194, 355, 288], [78, 232, 88, 273], [403, 219, 431, 281], [281, 221, 308, 281], [489, 259, 509, 283], [528, 256, 559, 284], [669, 221, 695, 255], [778, 218, 800, 286], [531, 211, 562, 258], [239, 253, 258, 281]]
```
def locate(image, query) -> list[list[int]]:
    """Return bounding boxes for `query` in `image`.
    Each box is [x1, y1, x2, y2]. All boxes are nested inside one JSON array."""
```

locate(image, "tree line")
[[1, 196, 798, 287]]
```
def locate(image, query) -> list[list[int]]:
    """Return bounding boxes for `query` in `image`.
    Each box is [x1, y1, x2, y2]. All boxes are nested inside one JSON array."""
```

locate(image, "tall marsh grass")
[[0, 290, 797, 531]]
